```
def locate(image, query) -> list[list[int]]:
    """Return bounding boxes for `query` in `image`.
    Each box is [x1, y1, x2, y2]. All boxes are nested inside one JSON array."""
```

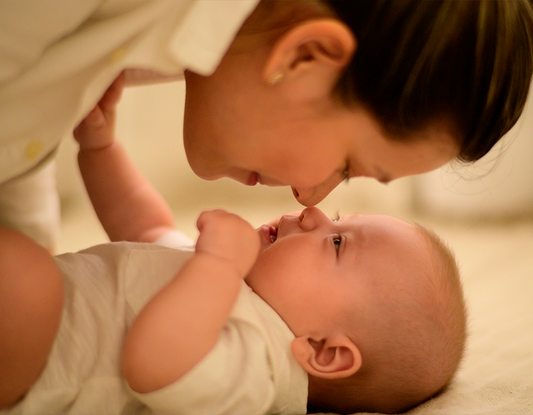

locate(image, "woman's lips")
[[247, 173, 284, 187], [247, 172, 258, 186]]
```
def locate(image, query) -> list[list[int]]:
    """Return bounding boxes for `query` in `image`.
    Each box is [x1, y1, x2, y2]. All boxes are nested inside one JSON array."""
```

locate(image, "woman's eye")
[[333, 237, 342, 251]]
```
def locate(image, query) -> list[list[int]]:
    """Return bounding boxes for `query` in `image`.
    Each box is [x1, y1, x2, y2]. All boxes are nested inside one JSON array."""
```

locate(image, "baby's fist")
[[195, 210, 260, 278], [73, 73, 124, 151]]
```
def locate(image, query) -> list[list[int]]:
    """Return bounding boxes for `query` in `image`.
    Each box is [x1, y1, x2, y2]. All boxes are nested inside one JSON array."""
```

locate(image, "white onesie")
[[2, 231, 308, 415]]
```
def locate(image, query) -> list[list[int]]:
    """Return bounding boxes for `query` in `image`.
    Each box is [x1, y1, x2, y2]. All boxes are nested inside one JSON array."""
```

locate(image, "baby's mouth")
[[257, 224, 278, 247], [270, 226, 277, 243]]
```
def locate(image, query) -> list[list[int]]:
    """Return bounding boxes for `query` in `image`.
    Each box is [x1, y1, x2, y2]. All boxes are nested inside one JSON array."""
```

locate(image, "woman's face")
[[183, 59, 459, 207]]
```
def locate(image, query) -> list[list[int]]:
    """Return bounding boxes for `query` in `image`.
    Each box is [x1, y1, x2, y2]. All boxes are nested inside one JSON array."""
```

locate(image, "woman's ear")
[[291, 334, 362, 379], [263, 19, 356, 101]]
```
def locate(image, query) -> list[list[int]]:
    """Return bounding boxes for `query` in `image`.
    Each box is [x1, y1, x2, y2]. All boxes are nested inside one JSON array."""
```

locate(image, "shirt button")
[[110, 47, 126, 63], [25, 140, 43, 160]]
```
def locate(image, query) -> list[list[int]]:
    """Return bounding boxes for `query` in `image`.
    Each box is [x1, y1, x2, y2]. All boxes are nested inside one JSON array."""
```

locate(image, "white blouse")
[[0, 0, 259, 183]]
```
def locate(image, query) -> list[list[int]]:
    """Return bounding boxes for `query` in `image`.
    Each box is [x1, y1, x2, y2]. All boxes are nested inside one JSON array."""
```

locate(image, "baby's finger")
[[99, 72, 125, 112], [73, 106, 105, 141], [196, 210, 214, 232]]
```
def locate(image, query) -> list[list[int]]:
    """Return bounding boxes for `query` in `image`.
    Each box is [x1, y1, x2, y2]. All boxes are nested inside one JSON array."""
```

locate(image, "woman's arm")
[[121, 210, 260, 393], [73, 74, 175, 243]]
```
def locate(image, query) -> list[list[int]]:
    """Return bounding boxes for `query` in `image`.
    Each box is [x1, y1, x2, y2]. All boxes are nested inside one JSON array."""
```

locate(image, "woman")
[[1, 0, 532, 247]]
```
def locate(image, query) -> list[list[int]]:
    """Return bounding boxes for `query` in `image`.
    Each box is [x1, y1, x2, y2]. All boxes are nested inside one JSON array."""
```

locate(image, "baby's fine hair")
[[325, 0, 533, 162], [309, 224, 467, 414]]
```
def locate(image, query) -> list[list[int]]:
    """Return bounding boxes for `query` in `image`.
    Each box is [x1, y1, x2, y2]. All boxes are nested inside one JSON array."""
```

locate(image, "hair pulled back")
[[326, 0, 533, 162]]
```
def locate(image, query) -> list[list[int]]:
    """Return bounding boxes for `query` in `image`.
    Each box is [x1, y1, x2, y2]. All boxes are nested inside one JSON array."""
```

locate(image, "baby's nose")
[[298, 207, 327, 231]]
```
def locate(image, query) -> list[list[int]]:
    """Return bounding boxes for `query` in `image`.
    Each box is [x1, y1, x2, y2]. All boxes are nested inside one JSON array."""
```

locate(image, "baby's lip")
[[257, 224, 277, 245]]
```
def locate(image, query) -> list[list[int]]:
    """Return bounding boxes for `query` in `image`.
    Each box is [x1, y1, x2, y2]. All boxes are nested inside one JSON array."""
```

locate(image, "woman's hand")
[[73, 72, 125, 151], [196, 210, 260, 278]]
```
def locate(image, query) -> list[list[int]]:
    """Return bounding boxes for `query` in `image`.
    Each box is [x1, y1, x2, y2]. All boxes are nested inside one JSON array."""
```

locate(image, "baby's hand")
[[73, 72, 125, 151], [195, 210, 260, 278]]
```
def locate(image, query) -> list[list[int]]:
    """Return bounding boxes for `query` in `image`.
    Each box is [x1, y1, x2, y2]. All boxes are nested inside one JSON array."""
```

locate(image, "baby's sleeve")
[[153, 230, 194, 249], [126, 317, 276, 415]]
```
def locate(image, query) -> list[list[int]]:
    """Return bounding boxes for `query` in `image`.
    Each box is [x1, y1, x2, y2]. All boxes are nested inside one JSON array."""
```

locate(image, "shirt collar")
[[169, 0, 260, 76]]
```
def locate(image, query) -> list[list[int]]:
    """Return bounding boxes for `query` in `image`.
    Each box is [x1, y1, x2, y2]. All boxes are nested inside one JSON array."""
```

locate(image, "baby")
[[0, 81, 467, 415]]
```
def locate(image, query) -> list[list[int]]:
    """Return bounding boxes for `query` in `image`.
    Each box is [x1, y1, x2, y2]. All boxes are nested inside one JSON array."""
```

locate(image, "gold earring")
[[268, 72, 284, 85]]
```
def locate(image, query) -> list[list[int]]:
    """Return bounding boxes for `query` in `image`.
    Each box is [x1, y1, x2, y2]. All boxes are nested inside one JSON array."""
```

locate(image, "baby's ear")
[[291, 334, 361, 379]]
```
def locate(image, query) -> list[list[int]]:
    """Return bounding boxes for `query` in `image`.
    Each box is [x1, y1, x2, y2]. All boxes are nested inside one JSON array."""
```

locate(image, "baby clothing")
[[2, 231, 308, 415]]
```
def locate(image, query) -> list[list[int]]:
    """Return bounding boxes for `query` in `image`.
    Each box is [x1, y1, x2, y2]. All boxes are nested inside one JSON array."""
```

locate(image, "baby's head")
[[247, 207, 466, 413]]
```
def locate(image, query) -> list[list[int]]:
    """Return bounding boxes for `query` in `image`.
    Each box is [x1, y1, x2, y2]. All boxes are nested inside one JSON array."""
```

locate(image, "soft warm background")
[[55, 81, 533, 413]]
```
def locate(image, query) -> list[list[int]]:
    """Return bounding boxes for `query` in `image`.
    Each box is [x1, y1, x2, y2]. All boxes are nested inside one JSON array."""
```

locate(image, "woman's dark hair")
[[325, 0, 533, 162]]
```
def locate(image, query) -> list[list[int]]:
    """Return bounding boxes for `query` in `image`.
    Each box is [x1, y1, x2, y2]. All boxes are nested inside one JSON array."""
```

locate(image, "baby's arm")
[[122, 209, 260, 393], [73, 73, 175, 243]]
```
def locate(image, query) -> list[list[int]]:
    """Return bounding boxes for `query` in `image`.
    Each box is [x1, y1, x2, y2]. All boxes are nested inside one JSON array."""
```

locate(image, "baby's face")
[[246, 207, 429, 336]]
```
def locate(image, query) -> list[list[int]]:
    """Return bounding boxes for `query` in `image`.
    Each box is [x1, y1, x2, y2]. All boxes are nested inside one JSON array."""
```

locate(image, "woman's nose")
[[298, 207, 328, 231], [292, 176, 343, 207], [292, 187, 325, 207]]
